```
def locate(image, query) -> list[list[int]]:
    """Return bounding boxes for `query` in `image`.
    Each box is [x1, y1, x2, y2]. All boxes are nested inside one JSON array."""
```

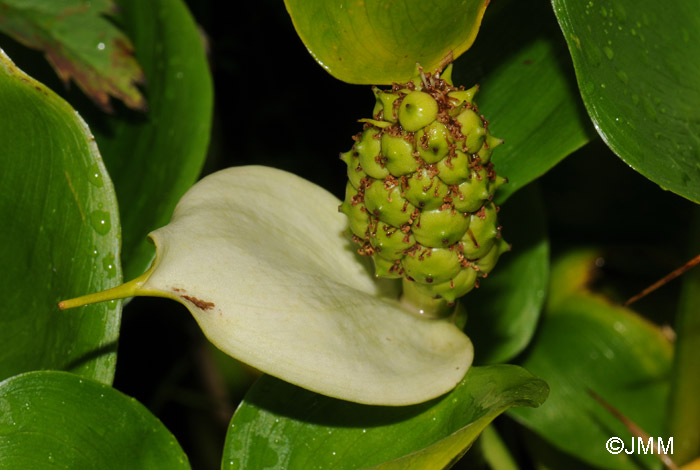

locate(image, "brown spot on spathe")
[[181, 295, 215, 311]]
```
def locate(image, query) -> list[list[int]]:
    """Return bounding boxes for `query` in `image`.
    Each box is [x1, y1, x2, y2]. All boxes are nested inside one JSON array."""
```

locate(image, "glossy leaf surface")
[[453, 0, 595, 202], [0, 49, 121, 384], [552, 0, 700, 203], [0, 0, 145, 111], [0, 371, 189, 469], [509, 251, 672, 470], [284, 0, 489, 84], [223, 365, 547, 469], [94, 0, 213, 280], [61, 166, 473, 406]]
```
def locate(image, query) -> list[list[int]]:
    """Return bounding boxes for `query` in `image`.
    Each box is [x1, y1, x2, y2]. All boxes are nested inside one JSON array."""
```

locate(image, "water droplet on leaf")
[[615, 70, 629, 84], [102, 254, 117, 278], [89, 210, 111, 235]]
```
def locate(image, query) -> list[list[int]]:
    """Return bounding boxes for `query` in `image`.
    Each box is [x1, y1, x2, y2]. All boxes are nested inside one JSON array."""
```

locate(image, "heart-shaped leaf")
[[222, 365, 548, 469], [0, 0, 145, 111], [452, 0, 595, 202], [509, 250, 672, 470], [60, 166, 473, 406], [93, 0, 214, 281], [0, 49, 121, 384], [551, 0, 700, 203], [284, 0, 489, 84], [0, 371, 189, 469]]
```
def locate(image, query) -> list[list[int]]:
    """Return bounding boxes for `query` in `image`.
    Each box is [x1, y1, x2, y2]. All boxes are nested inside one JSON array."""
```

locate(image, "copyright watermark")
[[606, 437, 673, 455]]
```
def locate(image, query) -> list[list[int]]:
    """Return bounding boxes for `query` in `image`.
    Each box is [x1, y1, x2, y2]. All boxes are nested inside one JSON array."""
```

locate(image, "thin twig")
[[625, 253, 700, 306], [588, 389, 680, 470]]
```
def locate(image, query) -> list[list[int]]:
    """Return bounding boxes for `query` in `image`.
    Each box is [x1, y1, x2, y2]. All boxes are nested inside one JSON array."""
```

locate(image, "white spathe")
[[141, 166, 472, 405]]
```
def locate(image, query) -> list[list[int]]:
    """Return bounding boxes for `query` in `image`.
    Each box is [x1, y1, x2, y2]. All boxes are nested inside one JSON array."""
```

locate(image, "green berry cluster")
[[340, 65, 510, 303]]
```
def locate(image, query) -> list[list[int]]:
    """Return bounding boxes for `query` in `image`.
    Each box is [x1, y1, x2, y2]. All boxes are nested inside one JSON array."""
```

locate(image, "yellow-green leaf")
[[284, 0, 489, 84], [223, 365, 547, 469]]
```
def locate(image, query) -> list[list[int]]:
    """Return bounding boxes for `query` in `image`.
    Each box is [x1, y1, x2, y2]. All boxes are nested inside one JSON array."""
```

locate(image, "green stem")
[[666, 207, 700, 465], [58, 270, 154, 310], [400, 278, 452, 318], [479, 424, 519, 470]]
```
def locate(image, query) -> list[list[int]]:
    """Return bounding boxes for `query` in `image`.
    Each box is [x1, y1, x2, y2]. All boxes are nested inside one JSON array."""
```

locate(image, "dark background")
[[1, 0, 694, 468], [118, 2, 693, 468], [112, 2, 376, 466]]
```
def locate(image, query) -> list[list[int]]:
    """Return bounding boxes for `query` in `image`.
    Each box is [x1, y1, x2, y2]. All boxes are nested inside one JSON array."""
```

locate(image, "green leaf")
[[0, 49, 121, 384], [0, 0, 145, 111], [464, 183, 549, 364], [667, 208, 700, 465], [94, 0, 213, 280], [60, 166, 473, 406], [0, 370, 189, 469], [551, 0, 700, 203], [452, 0, 594, 202], [283, 0, 489, 84], [519, 430, 608, 470], [222, 365, 548, 469], [509, 250, 672, 470]]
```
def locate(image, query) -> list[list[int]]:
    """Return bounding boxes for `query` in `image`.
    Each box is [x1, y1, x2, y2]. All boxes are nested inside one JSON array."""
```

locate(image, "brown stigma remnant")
[[181, 295, 215, 311]]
